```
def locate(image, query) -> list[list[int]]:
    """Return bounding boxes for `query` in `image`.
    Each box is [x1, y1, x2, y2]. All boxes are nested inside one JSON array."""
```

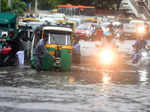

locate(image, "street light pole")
[[8, 0, 11, 7], [35, 0, 38, 12], [0, 0, 1, 12]]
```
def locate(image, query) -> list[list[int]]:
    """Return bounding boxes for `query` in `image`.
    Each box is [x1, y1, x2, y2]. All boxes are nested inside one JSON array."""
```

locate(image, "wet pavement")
[[0, 63, 150, 112], [0, 40, 150, 112]]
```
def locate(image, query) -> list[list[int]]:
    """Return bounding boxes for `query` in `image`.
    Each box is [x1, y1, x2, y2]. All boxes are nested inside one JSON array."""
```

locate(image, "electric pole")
[[35, 0, 38, 12]]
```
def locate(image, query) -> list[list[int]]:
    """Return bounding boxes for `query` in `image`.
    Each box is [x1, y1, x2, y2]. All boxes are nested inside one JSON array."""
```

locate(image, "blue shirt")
[[134, 39, 147, 52], [73, 43, 80, 54]]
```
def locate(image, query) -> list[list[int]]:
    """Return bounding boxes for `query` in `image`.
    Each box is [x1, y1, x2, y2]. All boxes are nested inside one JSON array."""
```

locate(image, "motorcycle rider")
[[132, 37, 147, 63], [132, 24, 148, 64], [101, 33, 118, 49]]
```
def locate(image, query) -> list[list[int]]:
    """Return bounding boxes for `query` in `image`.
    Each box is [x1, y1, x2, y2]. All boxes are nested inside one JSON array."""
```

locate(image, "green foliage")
[[0, 0, 122, 12], [10, 0, 26, 16], [1, 0, 10, 12], [48, 0, 59, 9], [37, 0, 60, 10], [1, 0, 26, 16], [26, 0, 33, 2]]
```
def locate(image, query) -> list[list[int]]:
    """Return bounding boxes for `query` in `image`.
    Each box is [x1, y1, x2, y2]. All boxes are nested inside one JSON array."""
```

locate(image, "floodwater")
[[0, 40, 150, 112], [0, 63, 150, 112]]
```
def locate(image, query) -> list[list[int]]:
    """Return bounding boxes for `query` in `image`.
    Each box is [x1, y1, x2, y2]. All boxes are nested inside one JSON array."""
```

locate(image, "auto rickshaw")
[[83, 17, 97, 24], [56, 19, 76, 32], [22, 17, 40, 23], [30, 23, 73, 71]]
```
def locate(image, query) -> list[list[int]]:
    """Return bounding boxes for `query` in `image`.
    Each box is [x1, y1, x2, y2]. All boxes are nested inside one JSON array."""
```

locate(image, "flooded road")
[[0, 40, 150, 112], [0, 64, 150, 112]]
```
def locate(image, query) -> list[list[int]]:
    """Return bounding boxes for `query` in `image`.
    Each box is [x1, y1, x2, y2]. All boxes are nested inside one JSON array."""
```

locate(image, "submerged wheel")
[[55, 67, 61, 72], [7, 55, 18, 66]]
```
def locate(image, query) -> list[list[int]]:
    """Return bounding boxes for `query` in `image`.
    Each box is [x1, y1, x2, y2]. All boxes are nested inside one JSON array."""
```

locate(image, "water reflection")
[[72, 69, 148, 85], [102, 72, 111, 84], [68, 76, 76, 83], [139, 70, 148, 82], [0, 66, 150, 88]]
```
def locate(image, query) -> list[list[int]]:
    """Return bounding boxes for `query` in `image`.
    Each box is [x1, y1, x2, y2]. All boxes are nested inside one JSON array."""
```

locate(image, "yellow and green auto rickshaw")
[[56, 19, 76, 32], [30, 23, 73, 71]]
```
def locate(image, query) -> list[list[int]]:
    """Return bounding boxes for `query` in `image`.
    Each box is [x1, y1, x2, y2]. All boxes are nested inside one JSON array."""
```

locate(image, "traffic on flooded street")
[[1, 0, 150, 112]]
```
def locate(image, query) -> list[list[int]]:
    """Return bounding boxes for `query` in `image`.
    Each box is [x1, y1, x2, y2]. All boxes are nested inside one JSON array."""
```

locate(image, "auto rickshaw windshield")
[[44, 31, 72, 45]]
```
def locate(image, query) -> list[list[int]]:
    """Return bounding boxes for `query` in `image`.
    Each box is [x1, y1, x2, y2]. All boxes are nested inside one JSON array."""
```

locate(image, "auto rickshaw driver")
[[35, 34, 55, 71]]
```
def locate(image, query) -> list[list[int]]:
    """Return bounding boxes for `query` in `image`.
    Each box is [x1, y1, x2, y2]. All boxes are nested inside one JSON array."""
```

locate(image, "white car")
[[122, 20, 146, 38], [39, 13, 65, 22]]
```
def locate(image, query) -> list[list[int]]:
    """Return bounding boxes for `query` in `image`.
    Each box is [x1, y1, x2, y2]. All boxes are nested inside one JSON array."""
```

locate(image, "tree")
[[24, 0, 33, 3], [48, 0, 59, 9], [37, 0, 59, 10], [1, 0, 10, 12], [11, 0, 26, 16]]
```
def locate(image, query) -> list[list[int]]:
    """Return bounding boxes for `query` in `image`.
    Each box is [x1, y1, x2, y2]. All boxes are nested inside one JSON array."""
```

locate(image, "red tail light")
[[68, 50, 72, 53]]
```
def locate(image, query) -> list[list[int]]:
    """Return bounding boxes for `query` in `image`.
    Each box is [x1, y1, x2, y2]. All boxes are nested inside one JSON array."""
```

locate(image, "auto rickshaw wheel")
[[8, 55, 18, 66], [55, 67, 61, 72]]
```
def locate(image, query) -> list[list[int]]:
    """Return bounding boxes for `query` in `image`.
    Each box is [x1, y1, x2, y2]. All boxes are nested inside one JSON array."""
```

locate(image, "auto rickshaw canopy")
[[23, 17, 40, 22], [0, 12, 17, 35], [0, 13, 17, 24], [56, 19, 76, 32], [84, 17, 97, 23]]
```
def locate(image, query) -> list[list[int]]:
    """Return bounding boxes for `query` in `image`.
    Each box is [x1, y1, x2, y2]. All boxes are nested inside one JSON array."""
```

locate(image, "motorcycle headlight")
[[137, 26, 146, 34], [99, 49, 115, 65]]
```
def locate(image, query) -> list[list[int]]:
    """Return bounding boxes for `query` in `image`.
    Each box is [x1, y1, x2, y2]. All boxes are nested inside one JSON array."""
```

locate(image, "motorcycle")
[[95, 44, 123, 70], [0, 47, 18, 66], [132, 48, 150, 65]]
